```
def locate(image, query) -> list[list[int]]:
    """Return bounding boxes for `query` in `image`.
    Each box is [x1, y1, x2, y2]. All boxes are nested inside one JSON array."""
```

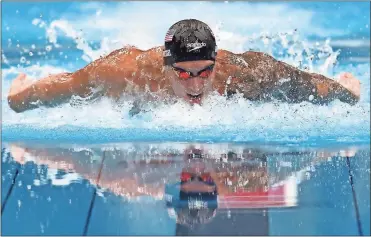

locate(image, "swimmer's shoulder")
[[111, 46, 165, 88], [90, 45, 162, 70], [216, 49, 275, 68], [102, 45, 163, 66], [104, 45, 145, 60], [108, 45, 163, 58]]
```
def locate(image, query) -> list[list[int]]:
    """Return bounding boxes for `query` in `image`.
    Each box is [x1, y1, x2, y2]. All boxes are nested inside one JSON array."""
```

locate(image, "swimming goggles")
[[172, 64, 214, 80], [180, 172, 214, 184]]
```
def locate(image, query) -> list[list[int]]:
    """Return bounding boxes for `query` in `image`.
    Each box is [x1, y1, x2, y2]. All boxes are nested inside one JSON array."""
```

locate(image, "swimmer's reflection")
[[166, 147, 274, 229], [7, 143, 359, 229], [165, 148, 219, 228]]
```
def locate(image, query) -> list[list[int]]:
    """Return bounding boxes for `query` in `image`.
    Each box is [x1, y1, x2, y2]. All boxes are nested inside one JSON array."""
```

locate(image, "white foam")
[[47, 169, 83, 186], [33, 2, 351, 62], [2, 81, 370, 144], [2, 60, 370, 143]]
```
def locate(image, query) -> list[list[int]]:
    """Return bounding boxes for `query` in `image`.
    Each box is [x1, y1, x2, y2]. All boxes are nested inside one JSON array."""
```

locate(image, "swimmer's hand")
[[8, 73, 33, 99], [9, 144, 27, 164], [338, 147, 358, 158], [337, 72, 361, 100], [315, 147, 358, 163], [8, 71, 74, 113], [7, 73, 37, 113]]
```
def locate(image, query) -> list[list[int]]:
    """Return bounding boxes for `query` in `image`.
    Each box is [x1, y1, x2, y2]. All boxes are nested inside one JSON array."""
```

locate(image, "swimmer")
[[7, 19, 361, 113]]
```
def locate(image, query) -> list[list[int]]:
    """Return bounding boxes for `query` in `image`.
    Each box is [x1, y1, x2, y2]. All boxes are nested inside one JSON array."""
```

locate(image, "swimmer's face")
[[164, 60, 215, 105], [180, 150, 216, 193]]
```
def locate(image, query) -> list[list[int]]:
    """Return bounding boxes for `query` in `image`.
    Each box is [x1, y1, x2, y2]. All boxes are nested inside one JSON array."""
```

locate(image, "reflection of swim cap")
[[165, 182, 218, 227], [163, 19, 217, 66], [165, 182, 218, 209]]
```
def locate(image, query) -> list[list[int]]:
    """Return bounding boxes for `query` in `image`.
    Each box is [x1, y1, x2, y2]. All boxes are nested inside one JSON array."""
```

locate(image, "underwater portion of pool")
[[1, 142, 370, 236]]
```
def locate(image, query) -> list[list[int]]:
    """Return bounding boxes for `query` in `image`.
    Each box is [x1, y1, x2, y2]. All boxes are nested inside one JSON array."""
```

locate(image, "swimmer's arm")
[[7, 47, 137, 113], [7, 66, 99, 113], [10, 144, 165, 198], [242, 52, 360, 104]]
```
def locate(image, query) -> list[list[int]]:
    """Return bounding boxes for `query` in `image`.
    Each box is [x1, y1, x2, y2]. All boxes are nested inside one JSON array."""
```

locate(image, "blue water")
[[1, 1, 370, 145], [1, 3, 370, 235], [1, 142, 370, 235]]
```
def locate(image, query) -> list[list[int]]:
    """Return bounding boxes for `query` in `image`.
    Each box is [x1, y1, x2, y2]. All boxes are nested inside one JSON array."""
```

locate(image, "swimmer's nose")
[[186, 77, 205, 94]]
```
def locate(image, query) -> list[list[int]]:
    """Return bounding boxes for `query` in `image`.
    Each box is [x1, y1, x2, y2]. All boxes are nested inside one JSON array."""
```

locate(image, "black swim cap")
[[163, 19, 217, 66]]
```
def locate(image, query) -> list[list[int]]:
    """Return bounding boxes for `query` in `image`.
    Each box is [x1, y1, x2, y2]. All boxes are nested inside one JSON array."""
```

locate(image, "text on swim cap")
[[186, 42, 207, 48]]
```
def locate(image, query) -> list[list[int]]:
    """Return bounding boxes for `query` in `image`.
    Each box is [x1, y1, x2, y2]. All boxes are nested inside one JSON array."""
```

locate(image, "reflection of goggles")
[[172, 64, 214, 80], [181, 172, 214, 184]]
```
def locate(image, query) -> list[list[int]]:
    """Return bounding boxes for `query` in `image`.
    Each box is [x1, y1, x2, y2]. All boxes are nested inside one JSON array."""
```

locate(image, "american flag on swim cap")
[[163, 19, 217, 66], [165, 29, 176, 42]]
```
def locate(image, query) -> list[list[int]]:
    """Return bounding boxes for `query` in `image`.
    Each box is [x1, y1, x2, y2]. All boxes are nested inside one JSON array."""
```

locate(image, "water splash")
[[1, 2, 370, 144]]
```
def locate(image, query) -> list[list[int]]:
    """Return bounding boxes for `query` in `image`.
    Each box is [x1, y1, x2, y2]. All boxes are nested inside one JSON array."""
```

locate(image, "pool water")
[[1, 2, 370, 145], [1, 142, 370, 235], [1, 1, 370, 235]]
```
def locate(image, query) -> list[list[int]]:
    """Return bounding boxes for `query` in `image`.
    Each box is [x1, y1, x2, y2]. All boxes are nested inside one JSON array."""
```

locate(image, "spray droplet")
[[34, 179, 41, 186], [45, 45, 52, 52], [29, 52, 33, 56], [20, 57, 26, 63]]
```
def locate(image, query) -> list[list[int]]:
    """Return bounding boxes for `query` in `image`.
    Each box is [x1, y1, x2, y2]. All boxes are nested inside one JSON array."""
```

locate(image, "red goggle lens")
[[173, 65, 214, 80], [180, 172, 213, 182]]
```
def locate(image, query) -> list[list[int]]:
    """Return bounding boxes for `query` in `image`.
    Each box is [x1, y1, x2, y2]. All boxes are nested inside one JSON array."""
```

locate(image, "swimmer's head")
[[165, 157, 218, 227], [163, 19, 217, 105]]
